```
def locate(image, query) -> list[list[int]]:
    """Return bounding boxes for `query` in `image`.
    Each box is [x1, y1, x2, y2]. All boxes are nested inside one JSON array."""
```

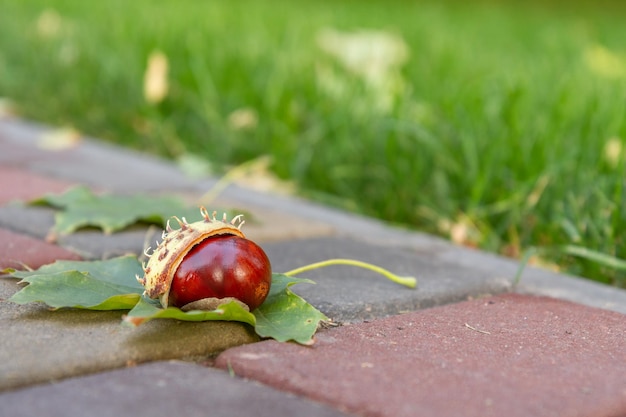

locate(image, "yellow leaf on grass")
[[144, 50, 169, 104], [227, 108, 259, 131], [603, 137, 623, 169], [36, 9, 62, 39], [584, 44, 626, 79]]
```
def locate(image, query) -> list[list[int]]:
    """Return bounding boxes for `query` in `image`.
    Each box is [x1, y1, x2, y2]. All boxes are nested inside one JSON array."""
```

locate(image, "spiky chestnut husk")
[[137, 207, 271, 310]]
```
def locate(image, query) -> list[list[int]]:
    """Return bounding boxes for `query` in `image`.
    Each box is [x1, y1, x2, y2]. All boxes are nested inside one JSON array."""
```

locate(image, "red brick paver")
[[0, 228, 81, 270], [0, 166, 76, 205], [217, 294, 626, 417]]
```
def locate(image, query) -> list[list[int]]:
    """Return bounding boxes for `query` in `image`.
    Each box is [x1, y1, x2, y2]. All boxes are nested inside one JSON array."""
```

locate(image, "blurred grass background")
[[1, 0, 626, 285]]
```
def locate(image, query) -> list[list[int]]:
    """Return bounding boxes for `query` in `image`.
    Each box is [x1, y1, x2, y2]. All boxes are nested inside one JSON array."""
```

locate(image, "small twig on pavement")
[[464, 323, 491, 335]]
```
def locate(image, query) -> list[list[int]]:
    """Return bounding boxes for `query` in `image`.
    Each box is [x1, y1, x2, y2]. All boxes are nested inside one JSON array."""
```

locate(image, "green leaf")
[[253, 274, 328, 345], [122, 274, 327, 345], [31, 185, 94, 209], [5, 257, 328, 345], [31, 185, 200, 236], [122, 296, 256, 327], [6, 255, 144, 310], [9, 270, 141, 310], [7, 255, 145, 289]]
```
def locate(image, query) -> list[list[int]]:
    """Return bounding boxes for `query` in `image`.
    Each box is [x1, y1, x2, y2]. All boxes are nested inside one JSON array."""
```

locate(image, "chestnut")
[[137, 208, 271, 311]]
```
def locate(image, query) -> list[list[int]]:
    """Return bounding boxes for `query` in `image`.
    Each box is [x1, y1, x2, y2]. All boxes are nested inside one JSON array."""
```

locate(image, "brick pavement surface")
[[1, 117, 626, 417], [217, 293, 626, 417]]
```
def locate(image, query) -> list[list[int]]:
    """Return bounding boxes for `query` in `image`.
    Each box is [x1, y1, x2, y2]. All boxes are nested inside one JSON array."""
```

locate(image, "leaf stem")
[[284, 258, 417, 289]]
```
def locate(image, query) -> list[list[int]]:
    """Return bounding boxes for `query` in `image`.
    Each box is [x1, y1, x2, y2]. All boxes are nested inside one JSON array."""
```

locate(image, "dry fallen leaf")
[[227, 108, 259, 131], [37, 127, 82, 150], [603, 137, 623, 169], [144, 50, 169, 104]]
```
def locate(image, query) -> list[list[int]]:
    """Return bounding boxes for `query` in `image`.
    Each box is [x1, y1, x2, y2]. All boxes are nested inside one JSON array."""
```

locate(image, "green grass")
[[1, 0, 626, 285]]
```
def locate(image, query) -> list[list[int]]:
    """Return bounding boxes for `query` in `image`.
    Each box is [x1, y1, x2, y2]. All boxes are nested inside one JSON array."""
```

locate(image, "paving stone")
[[437, 243, 626, 315], [516, 272, 626, 315], [0, 203, 159, 260], [0, 118, 199, 192], [209, 199, 336, 243], [56, 228, 159, 260], [0, 166, 76, 204], [165, 192, 337, 243], [0, 121, 79, 166], [0, 202, 63, 241], [261, 236, 511, 323], [216, 293, 626, 417], [208, 178, 451, 251], [0, 278, 258, 392], [0, 361, 349, 417], [0, 228, 81, 270]]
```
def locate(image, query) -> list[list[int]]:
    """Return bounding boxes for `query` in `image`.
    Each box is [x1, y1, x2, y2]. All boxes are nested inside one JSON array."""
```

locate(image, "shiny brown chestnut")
[[137, 207, 271, 311]]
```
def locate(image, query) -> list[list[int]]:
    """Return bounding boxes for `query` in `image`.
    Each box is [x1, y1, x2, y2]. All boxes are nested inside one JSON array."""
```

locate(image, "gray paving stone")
[[437, 244, 626, 315], [0, 278, 257, 392], [58, 227, 161, 260], [0, 361, 350, 417], [209, 199, 336, 243], [262, 236, 511, 323], [516, 272, 626, 314], [206, 176, 451, 251], [0, 204, 159, 259], [0, 121, 77, 167], [0, 204, 55, 240], [0, 118, 198, 192]]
